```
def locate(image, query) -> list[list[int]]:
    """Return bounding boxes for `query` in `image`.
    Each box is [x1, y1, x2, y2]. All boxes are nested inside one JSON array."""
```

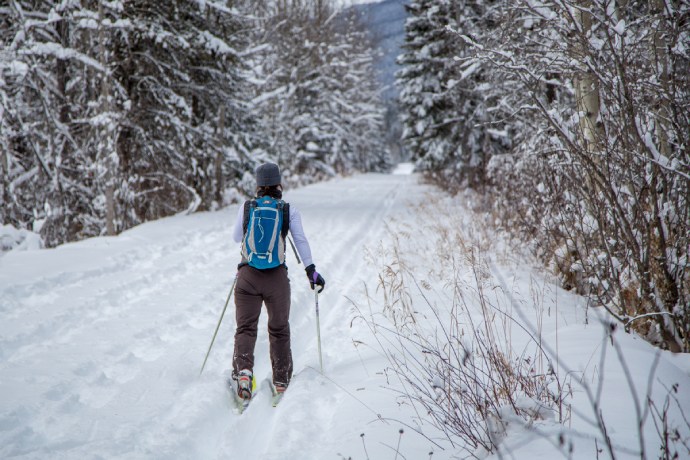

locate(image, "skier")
[[231, 162, 325, 403]]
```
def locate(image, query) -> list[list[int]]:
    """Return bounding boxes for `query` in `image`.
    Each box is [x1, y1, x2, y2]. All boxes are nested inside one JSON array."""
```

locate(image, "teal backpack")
[[241, 196, 289, 269]]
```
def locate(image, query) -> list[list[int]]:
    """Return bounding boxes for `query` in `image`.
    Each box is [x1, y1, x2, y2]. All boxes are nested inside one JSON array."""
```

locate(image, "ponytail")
[[256, 185, 282, 199]]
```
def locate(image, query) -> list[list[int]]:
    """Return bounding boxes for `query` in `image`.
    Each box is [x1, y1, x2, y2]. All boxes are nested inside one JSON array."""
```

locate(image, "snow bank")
[[0, 224, 42, 253]]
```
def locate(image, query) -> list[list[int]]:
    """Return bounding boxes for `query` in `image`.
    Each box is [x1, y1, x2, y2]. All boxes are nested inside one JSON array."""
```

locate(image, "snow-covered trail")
[[0, 171, 427, 459], [4, 170, 689, 460]]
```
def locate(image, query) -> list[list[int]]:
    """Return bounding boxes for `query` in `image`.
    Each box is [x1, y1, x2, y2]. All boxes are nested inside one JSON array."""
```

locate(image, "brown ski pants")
[[233, 264, 293, 386]]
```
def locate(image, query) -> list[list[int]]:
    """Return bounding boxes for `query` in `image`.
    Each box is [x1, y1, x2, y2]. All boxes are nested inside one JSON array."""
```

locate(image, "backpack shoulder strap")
[[242, 200, 256, 234], [282, 202, 290, 238]]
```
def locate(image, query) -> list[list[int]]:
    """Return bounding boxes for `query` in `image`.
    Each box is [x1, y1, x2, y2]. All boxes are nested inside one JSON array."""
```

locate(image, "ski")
[[268, 380, 286, 407], [227, 375, 286, 413]]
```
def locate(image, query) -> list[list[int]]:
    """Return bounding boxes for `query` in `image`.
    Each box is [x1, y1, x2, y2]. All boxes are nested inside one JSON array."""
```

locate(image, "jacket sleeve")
[[232, 203, 245, 243], [288, 206, 314, 267]]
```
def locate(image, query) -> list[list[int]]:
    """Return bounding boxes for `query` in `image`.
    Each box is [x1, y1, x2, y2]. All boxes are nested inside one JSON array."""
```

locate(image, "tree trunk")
[[55, 14, 70, 206], [648, 0, 682, 351], [652, 0, 671, 158], [0, 128, 6, 223], [99, 0, 116, 236], [215, 105, 225, 205], [573, 2, 601, 155]]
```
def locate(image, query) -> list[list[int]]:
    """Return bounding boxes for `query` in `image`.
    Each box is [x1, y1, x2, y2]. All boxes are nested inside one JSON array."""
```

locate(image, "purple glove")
[[305, 264, 325, 293]]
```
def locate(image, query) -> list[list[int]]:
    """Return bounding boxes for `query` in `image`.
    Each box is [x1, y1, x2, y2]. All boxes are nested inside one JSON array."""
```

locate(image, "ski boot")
[[236, 369, 254, 401], [271, 381, 287, 407]]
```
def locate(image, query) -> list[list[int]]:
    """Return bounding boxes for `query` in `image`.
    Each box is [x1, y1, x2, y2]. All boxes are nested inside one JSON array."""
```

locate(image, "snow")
[[613, 19, 626, 37], [391, 162, 414, 175], [336, 0, 384, 7], [21, 43, 105, 72], [1, 171, 689, 459], [3, 60, 29, 77], [459, 60, 481, 80], [0, 224, 42, 253], [199, 31, 238, 56]]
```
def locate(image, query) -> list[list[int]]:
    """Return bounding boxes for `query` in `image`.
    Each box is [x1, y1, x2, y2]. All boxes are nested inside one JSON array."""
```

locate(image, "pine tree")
[[1, 0, 392, 248], [1, 0, 111, 246], [1, 0, 261, 245], [396, 0, 507, 187], [303, 7, 391, 176], [249, 0, 391, 184], [114, 0, 261, 223], [396, 0, 461, 184]]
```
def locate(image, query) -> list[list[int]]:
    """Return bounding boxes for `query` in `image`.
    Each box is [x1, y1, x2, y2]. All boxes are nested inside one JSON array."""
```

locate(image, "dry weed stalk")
[[358, 198, 567, 457], [356, 197, 689, 459]]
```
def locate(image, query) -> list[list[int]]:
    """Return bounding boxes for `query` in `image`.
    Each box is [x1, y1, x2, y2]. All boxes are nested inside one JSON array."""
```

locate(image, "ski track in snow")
[[0, 173, 426, 459]]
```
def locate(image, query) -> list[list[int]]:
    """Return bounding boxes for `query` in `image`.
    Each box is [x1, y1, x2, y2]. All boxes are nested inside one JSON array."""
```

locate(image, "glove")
[[305, 264, 325, 293]]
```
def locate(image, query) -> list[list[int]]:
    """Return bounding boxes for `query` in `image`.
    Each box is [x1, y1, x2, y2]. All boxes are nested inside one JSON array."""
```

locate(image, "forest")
[[1, 1, 689, 458], [1, 1, 688, 351], [1, 0, 392, 247], [396, 0, 689, 353]]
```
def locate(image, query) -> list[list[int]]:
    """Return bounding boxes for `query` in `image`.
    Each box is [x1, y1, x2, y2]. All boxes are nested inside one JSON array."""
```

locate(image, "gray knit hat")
[[255, 162, 281, 187]]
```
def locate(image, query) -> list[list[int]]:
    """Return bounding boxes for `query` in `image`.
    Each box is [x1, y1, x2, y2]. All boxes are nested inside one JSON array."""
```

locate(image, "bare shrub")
[[356, 200, 568, 457], [355, 196, 689, 459], [445, 0, 690, 352]]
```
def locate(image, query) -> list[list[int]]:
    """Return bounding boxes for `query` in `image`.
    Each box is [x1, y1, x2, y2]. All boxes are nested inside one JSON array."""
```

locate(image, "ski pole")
[[199, 275, 237, 376], [288, 236, 301, 264], [315, 290, 323, 374]]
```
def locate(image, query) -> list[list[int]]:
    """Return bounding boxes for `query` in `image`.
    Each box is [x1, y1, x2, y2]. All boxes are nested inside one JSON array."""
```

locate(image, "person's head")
[[255, 162, 282, 199]]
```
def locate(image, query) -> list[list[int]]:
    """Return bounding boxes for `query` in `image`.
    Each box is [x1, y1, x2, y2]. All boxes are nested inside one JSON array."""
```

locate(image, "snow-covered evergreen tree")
[[113, 0, 261, 223], [396, 0, 464, 184], [249, 0, 391, 185], [1, 0, 261, 245], [1, 0, 392, 248], [302, 6, 391, 175], [396, 0, 512, 187], [1, 0, 115, 246]]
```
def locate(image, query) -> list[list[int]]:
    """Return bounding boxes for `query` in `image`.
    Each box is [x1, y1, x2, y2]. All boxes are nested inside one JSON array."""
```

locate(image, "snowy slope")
[[1, 170, 689, 459], [0, 171, 427, 459]]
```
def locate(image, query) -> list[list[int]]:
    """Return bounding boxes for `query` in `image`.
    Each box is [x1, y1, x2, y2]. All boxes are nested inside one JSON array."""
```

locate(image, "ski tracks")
[[287, 174, 413, 369], [0, 212, 238, 458], [0, 172, 424, 459], [217, 173, 421, 459]]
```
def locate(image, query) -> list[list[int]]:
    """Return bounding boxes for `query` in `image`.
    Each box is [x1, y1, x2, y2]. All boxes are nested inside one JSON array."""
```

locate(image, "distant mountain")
[[349, 0, 407, 101]]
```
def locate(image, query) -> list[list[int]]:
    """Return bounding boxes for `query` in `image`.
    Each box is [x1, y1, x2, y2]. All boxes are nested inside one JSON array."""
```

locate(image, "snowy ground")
[[1, 169, 689, 459]]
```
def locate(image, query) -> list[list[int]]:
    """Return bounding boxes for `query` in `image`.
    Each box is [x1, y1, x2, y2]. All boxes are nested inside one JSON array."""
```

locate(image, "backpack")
[[241, 196, 289, 269]]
